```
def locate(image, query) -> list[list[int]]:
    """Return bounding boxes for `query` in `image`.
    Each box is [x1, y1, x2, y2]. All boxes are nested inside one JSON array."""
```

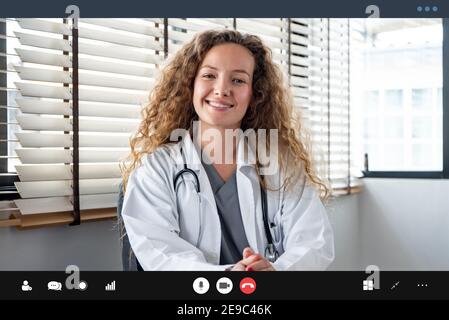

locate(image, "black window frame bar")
[[363, 18, 449, 180], [69, 18, 80, 226]]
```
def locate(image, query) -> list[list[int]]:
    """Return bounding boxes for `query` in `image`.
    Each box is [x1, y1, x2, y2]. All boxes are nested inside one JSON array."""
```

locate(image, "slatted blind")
[[235, 19, 289, 77], [0, 18, 358, 228], [167, 18, 233, 56], [307, 18, 354, 191], [328, 19, 351, 189], [289, 19, 310, 113], [0, 18, 164, 224], [348, 19, 366, 182]]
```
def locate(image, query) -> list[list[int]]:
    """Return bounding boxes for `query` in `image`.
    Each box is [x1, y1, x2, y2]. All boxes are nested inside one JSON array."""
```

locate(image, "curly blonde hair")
[[120, 29, 329, 200]]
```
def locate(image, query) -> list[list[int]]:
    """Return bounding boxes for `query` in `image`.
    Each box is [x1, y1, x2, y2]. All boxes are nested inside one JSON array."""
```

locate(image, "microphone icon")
[[193, 277, 209, 294]]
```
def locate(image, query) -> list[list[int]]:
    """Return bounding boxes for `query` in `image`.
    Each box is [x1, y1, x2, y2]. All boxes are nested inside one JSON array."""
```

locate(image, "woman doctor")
[[121, 29, 334, 271]]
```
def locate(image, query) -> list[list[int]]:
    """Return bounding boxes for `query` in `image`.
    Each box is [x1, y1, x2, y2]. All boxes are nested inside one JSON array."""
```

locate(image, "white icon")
[[105, 281, 116, 291], [21, 280, 32, 292], [47, 281, 63, 291], [193, 277, 209, 294], [363, 280, 374, 291], [417, 283, 428, 287], [391, 281, 400, 290], [216, 277, 233, 294], [242, 282, 255, 289], [77, 280, 88, 291], [364, 265, 380, 290]]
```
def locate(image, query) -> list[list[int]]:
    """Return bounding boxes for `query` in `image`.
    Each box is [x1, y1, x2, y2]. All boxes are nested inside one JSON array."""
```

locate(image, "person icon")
[[21, 280, 32, 291]]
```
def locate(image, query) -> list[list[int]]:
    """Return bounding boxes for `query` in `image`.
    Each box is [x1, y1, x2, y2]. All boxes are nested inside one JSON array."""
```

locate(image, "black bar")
[[327, 19, 331, 180], [233, 18, 236, 30], [443, 19, 449, 179], [0, 174, 19, 185], [0, 173, 20, 201], [287, 18, 291, 83], [363, 171, 444, 179], [164, 18, 168, 59], [69, 23, 80, 226], [0, 140, 6, 156], [1, 271, 449, 300], [0, 0, 448, 18]]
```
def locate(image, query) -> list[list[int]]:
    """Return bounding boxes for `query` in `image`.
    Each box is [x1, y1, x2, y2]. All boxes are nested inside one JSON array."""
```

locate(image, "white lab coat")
[[122, 133, 334, 270]]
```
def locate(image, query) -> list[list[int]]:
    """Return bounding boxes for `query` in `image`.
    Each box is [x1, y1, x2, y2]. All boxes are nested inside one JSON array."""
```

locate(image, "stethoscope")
[[173, 147, 280, 263]]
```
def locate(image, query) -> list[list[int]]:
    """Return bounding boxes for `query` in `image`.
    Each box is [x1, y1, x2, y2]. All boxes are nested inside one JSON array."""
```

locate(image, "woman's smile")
[[205, 99, 235, 111]]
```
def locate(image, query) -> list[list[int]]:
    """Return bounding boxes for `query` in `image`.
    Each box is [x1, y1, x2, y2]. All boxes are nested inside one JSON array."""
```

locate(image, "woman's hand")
[[230, 247, 276, 271]]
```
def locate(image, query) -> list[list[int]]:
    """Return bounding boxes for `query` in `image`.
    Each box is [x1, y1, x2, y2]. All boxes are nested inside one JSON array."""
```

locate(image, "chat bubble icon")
[[47, 281, 62, 291]]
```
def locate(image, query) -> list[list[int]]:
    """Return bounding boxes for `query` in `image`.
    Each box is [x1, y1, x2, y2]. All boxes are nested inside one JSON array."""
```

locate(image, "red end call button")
[[240, 277, 256, 295]]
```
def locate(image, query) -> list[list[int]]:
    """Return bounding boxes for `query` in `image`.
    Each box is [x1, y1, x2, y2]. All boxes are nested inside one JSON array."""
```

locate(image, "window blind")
[[307, 18, 355, 191], [0, 18, 358, 228], [166, 18, 233, 56], [1, 18, 161, 224], [348, 19, 367, 182], [0, 18, 22, 226], [235, 18, 289, 78], [289, 19, 310, 111]]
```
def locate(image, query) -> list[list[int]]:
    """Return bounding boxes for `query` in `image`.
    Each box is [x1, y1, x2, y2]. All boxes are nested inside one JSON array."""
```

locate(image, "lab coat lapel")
[[180, 133, 221, 263], [236, 135, 261, 254], [236, 171, 259, 253], [181, 133, 217, 211]]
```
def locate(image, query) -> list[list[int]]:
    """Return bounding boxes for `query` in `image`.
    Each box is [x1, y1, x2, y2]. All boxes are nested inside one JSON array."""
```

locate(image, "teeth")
[[207, 101, 231, 108]]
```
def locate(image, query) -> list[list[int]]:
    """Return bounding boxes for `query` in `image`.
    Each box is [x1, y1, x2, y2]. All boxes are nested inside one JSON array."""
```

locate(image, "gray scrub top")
[[201, 161, 250, 265]]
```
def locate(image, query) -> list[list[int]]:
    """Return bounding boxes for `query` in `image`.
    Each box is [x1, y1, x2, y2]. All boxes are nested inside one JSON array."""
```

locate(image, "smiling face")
[[193, 43, 255, 130]]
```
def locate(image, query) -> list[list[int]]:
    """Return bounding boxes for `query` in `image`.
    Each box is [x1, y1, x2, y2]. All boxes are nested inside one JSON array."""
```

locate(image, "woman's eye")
[[202, 74, 215, 79], [233, 78, 246, 84]]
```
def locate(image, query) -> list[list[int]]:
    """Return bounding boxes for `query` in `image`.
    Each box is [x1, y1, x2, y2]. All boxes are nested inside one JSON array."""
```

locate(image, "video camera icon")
[[216, 277, 233, 294]]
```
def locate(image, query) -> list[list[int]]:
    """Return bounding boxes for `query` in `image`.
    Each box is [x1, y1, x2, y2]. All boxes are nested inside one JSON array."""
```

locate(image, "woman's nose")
[[214, 80, 231, 97]]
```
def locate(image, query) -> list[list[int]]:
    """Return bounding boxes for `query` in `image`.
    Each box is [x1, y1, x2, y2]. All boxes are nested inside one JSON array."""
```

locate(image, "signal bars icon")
[[105, 281, 116, 291]]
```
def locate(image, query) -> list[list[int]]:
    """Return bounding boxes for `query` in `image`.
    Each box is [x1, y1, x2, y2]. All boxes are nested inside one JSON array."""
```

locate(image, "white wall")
[[359, 178, 449, 270], [0, 194, 362, 270], [0, 220, 122, 271], [327, 193, 362, 270]]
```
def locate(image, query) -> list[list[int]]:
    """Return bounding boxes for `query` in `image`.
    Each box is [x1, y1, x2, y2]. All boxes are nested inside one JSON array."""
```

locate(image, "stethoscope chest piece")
[[265, 243, 279, 263]]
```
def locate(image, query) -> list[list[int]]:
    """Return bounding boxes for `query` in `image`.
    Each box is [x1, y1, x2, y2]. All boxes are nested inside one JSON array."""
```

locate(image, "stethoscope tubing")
[[173, 147, 279, 262]]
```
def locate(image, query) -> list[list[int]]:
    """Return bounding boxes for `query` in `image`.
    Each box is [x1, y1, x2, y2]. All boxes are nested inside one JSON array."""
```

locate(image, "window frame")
[[362, 18, 449, 179], [0, 20, 20, 200]]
